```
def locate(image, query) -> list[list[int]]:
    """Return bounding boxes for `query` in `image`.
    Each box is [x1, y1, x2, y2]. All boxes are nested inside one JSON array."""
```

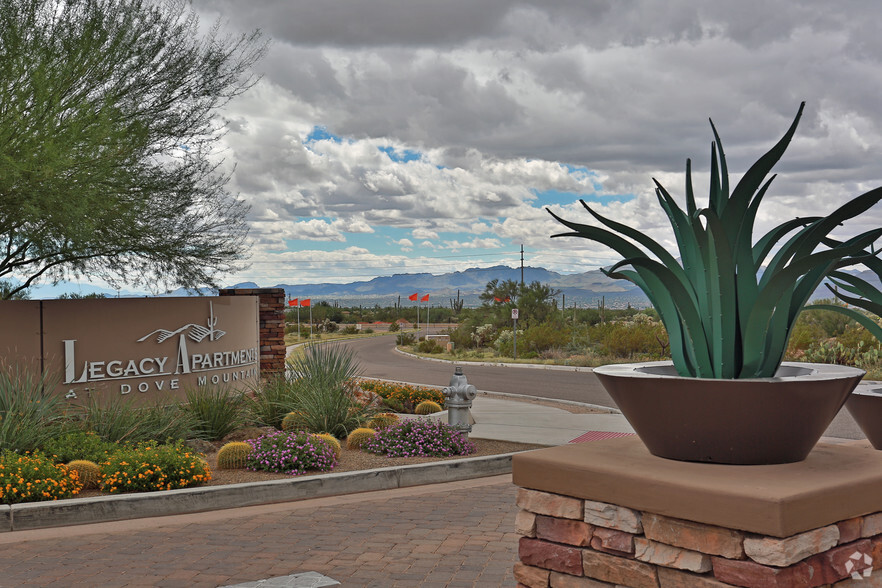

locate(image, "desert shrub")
[[521, 323, 571, 354], [245, 430, 337, 475], [0, 450, 82, 504], [182, 387, 246, 441], [493, 329, 522, 357], [41, 431, 117, 464], [70, 396, 196, 444], [388, 321, 400, 332], [417, 339, 443, 354], [286, 344, 375, 437], [414, 400, 443, 415], [395, 332, 415, 346], [244, 374, 299, 429], [0, 366, 63, 453], [363, 327, 374, 334], [358, 380, 445, 410], [345, 427, 377, 450], [312, 433, 342, 458], [342, 324, 359, 335], [99, 441, 211, 493], [590, 321, 668, 359], [362, 419, 476, 458], [369, 412, 400, 429], [472, 324, 497, 347]]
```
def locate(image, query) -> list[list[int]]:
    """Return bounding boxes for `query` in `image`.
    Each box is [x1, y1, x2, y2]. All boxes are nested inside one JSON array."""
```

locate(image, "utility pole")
[[520, 244, 524, 286]]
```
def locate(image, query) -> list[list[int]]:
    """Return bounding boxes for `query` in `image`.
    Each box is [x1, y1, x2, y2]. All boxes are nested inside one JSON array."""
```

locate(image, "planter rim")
[[593, 360, 865, 383], [853, 381, 882, 396]]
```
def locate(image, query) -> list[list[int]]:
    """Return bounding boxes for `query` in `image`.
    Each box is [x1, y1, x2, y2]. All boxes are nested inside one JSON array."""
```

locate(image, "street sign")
[[511, 308, 519, 320]]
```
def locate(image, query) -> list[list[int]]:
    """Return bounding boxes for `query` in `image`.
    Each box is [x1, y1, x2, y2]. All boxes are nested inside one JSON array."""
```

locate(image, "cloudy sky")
[[192, 0, 882, 287]]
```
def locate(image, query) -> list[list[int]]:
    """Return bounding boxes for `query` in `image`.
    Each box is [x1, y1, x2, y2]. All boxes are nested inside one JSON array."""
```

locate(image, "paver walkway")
[[0, 476, 518, 587]]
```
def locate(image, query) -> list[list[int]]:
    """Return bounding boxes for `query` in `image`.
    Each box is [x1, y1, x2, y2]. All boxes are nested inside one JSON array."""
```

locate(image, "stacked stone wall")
[[219, 288, 285, 377], [514, 487, 882, 588]]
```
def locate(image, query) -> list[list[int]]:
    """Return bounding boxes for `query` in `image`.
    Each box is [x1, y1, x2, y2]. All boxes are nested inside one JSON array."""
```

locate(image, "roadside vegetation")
[[0, 346, 464, 505]]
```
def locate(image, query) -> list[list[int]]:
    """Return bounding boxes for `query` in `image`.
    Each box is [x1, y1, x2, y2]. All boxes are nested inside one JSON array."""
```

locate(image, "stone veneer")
[[512, 438, 882, 588], [218, 287, 286, 376]]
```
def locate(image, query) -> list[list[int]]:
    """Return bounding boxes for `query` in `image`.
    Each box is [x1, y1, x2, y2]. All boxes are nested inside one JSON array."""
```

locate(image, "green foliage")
[[414, 401, 443, 415], [286, 344, 376, 438], [245, 375, 300, 430], [0, 365, 62, 453], [67, 460, 101, 489], [358, 380, 446, 411], [342, 325, 359, 335], [549, 102, 882, 378], [396, 332, 415, 345], [216, 441, 252, 470], [346, 427, 377, 450], [417, 339, 444, 354], [181, 387, 245, 441], [362, 419, 476, 458], [369, 413, 400, 429], [590, 320, 669, 359], [0, 451, 82, 504], [478, 280, 560, 328], [245, 430, 337, 475], [0, 0, 266, 298], [99, 440, 211, 493], [70, 396, 196, 444], [41, 431, 117, 464], [312, 433, 342, 459], [388, 321, 400, 332]]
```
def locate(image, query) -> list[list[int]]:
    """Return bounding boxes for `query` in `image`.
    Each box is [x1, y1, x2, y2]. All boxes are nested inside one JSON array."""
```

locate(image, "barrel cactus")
[[346, 427, 377, 450], [281, 411, 307, 432], [369, 412, 400, 429], [415, 400, 443, 415], [312, 433, 342, 458], [66, 460, 101, 489], [216, 441, 252, 469]]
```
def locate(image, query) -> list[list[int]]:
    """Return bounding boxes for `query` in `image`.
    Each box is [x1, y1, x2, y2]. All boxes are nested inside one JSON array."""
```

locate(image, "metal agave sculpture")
[[549, 102, 882, 379]]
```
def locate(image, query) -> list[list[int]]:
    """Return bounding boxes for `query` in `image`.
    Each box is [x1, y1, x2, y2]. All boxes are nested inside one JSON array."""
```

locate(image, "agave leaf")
[[685, 158, 696, 217], [709, 141, 724, 214], [701, 210, 739, 377], [709, 119, 730, 216], [827, 271, 882, 305], [724, 103, 806, 235], [753, 216, 821, 270]]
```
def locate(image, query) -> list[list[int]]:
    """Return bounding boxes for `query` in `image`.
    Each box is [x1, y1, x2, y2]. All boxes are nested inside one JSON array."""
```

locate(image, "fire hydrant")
[[443, 366, 477, 435]]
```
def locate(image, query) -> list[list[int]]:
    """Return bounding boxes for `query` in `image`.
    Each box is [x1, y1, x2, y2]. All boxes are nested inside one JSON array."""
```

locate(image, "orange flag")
[[408, 293, 418, 301], [288, 298, 298, 306], [300, 299, 311, 307], [421, 294, 430, 302]]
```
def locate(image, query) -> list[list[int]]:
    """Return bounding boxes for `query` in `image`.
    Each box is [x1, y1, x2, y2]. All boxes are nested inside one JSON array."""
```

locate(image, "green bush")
[[42, 431, 117, 464], [362, 419, 475, 457], [0, 366, 63, 453], [245, 430, 337, 475], [388, 321, 400, 332], [395, 332, 415, 346], [99, 440, 211, 494], [0, 450, 82, 504], [342, 324, 359, 335], [70, 396, 196, 444], [244, 375, 299, 429], [286, 344, 375, 437], [182, 386, 245, 441], [417, 339, 443, 354]]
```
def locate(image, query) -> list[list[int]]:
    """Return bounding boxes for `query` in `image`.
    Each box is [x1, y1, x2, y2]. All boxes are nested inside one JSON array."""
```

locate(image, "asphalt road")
[[338, 333, 865, 440]]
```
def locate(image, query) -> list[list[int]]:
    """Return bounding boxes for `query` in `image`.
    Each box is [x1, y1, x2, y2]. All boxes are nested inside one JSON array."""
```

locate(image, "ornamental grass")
[[362, 418, 476, 458]]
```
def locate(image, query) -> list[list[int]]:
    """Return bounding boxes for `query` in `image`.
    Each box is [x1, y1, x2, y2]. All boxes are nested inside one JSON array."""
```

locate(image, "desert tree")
[[0, 0, 267, 298]]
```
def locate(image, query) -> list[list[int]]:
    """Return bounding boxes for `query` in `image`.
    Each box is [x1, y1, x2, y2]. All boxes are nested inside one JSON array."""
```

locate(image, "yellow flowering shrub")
[[357, 380, 444, 408], [0, 451, 82, 504], [99, 441, 211, 494]]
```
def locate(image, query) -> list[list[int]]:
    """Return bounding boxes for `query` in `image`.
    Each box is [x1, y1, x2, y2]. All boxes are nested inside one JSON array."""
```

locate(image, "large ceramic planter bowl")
[[593, 361, 864, 465], [845, 383, 882, 449]]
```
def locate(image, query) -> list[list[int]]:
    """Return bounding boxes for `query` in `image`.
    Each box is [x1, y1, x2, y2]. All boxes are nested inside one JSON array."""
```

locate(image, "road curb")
[[2, 452, 522, 533], [394, 347, 596, 372]]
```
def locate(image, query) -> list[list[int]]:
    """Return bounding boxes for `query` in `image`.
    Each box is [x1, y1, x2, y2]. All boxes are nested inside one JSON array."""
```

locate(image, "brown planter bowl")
[[593, 361, 864, 465], [845, 384, 882, 449]]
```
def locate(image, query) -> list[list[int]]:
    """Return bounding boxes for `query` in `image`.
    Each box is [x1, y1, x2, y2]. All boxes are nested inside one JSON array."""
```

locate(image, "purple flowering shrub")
[[246, 430, 337, 475], [362, 418, 476, 458]]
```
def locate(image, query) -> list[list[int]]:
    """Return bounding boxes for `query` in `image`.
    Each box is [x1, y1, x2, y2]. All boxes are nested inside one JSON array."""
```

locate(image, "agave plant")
[[549, 102, 882, 379]]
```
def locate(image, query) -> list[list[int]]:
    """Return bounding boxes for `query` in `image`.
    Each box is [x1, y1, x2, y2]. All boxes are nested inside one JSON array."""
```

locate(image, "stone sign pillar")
[[219, 287, 286, 377]]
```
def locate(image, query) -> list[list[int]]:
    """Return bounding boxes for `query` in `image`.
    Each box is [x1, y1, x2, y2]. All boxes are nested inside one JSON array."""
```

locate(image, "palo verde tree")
[[0, 0, 267, 299]]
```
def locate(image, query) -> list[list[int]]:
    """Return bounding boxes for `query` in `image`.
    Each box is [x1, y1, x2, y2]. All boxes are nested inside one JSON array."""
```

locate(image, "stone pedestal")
[[512, 437, 882, 587]]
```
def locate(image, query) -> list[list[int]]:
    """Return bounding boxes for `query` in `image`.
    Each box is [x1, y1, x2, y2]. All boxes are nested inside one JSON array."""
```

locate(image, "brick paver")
[[0, 475, 518, 587]]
